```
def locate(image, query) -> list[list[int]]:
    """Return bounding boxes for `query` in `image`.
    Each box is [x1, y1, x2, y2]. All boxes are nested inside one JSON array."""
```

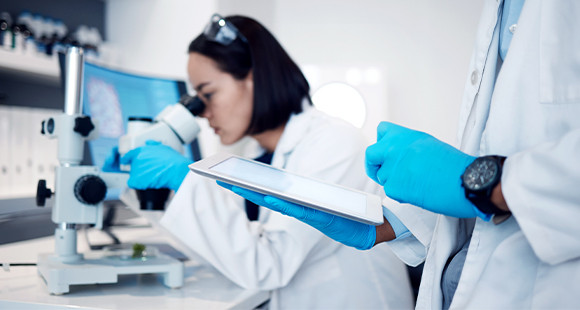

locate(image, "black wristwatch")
[[461, 155, 509, 217]]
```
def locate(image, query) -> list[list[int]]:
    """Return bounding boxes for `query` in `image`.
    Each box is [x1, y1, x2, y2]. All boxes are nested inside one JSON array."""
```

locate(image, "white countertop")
[[0, 219, 270, 310]]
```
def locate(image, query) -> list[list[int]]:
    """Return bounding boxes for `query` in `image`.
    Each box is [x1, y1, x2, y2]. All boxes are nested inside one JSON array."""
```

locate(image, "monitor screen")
[[80, 62, 199, 200]]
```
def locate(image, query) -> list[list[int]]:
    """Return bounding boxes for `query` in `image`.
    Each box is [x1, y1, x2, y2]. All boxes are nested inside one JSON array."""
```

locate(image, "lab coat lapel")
[[419, 1, 503, 308], [271, 105, 316, 169], [457, 0, 502, 155]]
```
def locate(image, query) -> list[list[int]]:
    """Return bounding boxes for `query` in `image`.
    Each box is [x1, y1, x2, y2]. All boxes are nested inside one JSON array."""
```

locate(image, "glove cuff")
[[354, 224, 376, 251]]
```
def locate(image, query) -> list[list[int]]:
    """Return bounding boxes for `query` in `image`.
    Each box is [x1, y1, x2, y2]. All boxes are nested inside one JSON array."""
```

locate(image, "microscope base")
[[37, 251, 184, 295]]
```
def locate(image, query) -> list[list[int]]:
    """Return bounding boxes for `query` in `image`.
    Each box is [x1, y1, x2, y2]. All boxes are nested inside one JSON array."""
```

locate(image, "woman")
[[122, 14, 413, 309]]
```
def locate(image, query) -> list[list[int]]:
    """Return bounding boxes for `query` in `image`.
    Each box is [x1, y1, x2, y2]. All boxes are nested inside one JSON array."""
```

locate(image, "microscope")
[[118, 92, 204, 211], [35, 46, 188, 295]]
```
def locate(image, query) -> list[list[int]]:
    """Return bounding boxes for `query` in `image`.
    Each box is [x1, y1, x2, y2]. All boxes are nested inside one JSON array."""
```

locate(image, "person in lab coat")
[[223, 1, 580, 309], [119, 14, 414, 309]]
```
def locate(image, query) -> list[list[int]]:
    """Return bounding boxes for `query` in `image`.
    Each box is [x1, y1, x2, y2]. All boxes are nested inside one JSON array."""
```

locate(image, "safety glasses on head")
[[203, 14, 248, 45]]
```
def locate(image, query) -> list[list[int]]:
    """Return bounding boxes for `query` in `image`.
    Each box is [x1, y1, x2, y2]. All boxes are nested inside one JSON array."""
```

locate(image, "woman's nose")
[[200, 106, 211, 119]]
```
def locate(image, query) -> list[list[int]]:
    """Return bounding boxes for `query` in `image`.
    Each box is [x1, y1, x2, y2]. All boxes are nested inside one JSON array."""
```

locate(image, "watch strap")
[[466, 191, 509, 216]]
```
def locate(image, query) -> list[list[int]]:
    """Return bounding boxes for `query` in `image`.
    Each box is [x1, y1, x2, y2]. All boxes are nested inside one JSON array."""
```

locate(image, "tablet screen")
[[209, 157, 366, 215]]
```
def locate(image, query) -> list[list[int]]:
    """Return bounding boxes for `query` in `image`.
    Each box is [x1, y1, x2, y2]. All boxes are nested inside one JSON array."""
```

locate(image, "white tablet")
[[189, 153, 384, 225]]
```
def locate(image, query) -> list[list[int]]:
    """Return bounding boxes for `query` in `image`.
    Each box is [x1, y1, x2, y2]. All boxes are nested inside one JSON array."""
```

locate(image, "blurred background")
[[0, 0, 484, 239]]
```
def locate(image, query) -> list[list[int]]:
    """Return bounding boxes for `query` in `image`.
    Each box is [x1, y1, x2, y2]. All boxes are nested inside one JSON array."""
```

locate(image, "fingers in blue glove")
[[376, 121, 391, 141], [120, 140, 191, 191], [233, 185, 269, 207], [219, 183, 312, 220], [216, 180, 234, 191], [102, 146, 123, 173], [216, 182, 270, 207], [120, 140, 162, 166], [120, 147, 140, 166], [261, 196, 376, 250], [366, 122, 430, 185], [219, 182, 376, 250], [263, 196, 324, 223], [366, 122, 398, 184], [145, 140, 161, 146]]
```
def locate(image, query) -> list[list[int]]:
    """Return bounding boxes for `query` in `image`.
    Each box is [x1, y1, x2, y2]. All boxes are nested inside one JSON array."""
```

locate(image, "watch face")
[[462, 157, 499, 190]]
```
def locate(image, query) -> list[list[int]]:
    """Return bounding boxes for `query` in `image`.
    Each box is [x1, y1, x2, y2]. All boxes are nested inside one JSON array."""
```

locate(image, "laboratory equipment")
[[81, 61, 203, 205], [0, 12, 12, 48], [35, 46, 184, 295], [118, 94, 204, 210], [118, 94, 204, 160]]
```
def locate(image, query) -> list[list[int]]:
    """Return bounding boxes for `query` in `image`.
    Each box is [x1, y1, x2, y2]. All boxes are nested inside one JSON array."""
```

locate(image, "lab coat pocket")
[[539, 1, 580, 105], [478, 231, 538, 308]]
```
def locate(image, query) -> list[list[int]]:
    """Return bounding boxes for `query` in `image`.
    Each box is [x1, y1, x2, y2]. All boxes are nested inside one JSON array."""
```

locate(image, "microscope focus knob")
[[74, 116, 95, 137], [74, 175, 107, 205], [36, 179, 53, 207]]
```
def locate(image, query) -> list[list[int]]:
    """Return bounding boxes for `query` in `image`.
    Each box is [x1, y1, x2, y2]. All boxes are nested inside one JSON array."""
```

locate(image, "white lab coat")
[[161, 106, 414, 309], [385, 0, 580, 308]]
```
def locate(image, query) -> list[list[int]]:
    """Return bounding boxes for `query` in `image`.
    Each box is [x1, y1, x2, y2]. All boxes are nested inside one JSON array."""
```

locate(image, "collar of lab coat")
[[271, 99, 318, 168]]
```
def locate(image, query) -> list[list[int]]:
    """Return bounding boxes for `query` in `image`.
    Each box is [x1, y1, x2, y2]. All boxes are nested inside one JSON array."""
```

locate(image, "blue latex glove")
[[216, 181, 377, 250], [120, 140, 192, 191], [365, 122, 489, 220], [102, 146, 124, 173]]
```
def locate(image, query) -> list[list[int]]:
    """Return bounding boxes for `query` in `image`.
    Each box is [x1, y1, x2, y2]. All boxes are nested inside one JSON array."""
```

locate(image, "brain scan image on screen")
[[86, 77, 125, 138]]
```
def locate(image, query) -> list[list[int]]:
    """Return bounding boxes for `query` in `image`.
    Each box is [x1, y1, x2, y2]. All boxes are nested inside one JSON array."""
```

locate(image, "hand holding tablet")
[[216, 181, 378, 250], [189, 153, 384, 226]]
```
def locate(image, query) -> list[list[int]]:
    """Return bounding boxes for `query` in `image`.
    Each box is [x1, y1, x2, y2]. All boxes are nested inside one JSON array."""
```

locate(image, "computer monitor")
[[80, 62, 201, 200]]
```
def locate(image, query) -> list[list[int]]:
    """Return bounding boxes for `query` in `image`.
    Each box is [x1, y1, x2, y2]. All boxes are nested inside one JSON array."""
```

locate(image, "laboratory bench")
[[0, 213, 270, 310]]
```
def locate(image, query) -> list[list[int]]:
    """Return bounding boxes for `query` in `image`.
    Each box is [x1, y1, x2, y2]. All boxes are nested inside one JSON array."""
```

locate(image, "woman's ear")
[[244, 70, 253, 90]]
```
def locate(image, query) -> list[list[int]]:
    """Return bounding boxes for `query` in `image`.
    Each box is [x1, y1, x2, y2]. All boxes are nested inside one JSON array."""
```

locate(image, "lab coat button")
[[471, 70, 478, 85], [509, 24, 517, 33]]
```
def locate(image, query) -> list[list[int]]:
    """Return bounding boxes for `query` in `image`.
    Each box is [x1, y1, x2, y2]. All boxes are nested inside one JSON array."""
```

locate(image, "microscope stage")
[[37, 251, 184, 295]]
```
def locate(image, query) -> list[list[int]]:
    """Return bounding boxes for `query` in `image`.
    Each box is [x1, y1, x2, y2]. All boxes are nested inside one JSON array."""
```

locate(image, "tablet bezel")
[[189, 153, 384, 225]]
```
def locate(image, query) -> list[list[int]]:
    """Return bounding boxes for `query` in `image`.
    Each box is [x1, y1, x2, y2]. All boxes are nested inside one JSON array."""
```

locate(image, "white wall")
[[105, 0, 216, 80], [104, 0, 225, 156], [215, 0, 484, 144], [271, 0, 485, 144], [104, 0, 485, 153]]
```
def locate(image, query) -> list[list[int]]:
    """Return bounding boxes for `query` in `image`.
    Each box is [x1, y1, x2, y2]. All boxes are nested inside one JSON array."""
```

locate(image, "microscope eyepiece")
[[180, 94, 205, 116]]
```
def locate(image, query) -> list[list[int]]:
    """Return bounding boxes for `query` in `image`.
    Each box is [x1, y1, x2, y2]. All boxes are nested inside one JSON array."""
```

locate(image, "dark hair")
[[188, 15, 311, 135]]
